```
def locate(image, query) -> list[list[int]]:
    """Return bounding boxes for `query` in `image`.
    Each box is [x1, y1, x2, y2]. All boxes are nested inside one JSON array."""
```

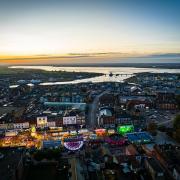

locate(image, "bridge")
[[108, 73, 134, 77]]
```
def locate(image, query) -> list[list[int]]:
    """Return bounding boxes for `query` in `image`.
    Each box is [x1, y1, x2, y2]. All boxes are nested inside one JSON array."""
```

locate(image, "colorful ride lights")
[[105, 134, 126, 145], [95, 128, 106, 136], [63, 137, 84, 151], [117, 125, 134, 135], [64, 141, 83, 151]]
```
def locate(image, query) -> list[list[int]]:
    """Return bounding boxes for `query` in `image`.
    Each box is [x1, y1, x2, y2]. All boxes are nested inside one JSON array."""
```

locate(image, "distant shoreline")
[[53, 63, 180, 69], [6, 63, 180, 69]]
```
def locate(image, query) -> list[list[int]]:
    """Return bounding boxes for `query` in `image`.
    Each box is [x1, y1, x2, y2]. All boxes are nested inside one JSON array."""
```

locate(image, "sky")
[[0, 0, 180, 64]]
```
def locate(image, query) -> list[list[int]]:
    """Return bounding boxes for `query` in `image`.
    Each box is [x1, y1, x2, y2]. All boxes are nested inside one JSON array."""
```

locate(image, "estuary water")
[[10, 66, 180, 86]]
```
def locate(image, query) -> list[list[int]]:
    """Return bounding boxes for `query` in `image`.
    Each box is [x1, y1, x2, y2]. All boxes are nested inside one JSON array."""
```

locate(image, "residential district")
[[0, 71, 180, 180]]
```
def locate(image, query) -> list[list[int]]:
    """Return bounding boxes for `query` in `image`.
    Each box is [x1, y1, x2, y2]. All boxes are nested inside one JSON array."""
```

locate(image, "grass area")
[[0, 66, 101, 75], [0, 66, 102, 82]]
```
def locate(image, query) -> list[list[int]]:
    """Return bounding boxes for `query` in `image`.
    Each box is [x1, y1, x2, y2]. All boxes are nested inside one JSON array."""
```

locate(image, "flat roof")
[[126, 132, 153, 143], [44, 102, 86, 106]]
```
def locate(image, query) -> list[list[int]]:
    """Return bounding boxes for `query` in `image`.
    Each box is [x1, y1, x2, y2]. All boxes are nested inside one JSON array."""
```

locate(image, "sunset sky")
[[0, 0, 180, 64]]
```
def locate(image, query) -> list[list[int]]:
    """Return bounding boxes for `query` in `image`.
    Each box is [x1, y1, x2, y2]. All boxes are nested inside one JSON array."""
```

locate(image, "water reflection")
[[10, 65, 180, 74], [9, 66, 180, 86]]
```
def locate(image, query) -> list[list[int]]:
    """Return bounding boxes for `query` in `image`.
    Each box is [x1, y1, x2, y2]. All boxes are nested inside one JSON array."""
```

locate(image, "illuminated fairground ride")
[[64, 141, 84, 151], [88, 133, 127, 146], [94, 128, 106, 136], [63, 136, 84, 151], [104, 134, 127, 146]]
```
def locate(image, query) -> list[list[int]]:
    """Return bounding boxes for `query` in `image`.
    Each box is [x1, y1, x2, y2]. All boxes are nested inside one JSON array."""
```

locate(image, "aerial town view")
[[0, 0, 180, 180]]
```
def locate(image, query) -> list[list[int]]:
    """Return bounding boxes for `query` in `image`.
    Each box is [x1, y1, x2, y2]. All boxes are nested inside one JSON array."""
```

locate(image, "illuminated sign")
[[117, 125, 134, 135], [63, 116, 76, 125]]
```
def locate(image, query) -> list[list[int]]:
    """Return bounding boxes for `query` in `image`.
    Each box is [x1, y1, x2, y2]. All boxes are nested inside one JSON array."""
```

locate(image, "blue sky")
[[0, 0, 180, 63]]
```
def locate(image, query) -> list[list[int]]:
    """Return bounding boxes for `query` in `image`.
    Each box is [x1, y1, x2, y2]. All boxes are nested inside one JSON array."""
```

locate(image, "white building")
[[37, 116, 48, 128], [47, 121, 56, 127], [5, 130, 18, 137], [63, 116, 76, 125], [13, 122, 29, 129]]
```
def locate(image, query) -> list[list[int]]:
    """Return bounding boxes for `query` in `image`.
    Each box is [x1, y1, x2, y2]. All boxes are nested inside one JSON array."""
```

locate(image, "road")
[[88, 91, 109, 127], [69, 158, 85, 180], [157, 119, 174, 127], [69, 158, 78, 180]]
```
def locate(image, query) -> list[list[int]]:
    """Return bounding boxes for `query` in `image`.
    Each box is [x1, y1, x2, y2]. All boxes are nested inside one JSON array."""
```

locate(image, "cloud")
[[0, 52, 180, 64]]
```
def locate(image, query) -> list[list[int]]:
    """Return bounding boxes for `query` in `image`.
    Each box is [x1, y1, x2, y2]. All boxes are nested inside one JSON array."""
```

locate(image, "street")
[[88, 91, 109, 127]]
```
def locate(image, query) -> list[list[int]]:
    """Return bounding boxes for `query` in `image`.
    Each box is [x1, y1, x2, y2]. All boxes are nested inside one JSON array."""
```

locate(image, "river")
[[9, 66, 180, 86]]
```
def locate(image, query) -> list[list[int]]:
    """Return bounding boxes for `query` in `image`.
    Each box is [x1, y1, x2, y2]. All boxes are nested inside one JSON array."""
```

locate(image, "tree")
[[147, 122, 157, 136], [174, 129, 180, 142], [175, 95, 180, 109], [173, 114, 180, 130], [173, 114, 180, 142]]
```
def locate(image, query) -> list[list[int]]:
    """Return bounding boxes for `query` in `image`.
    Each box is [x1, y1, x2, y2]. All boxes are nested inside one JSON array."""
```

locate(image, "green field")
[[0, 66, 102, 82]]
